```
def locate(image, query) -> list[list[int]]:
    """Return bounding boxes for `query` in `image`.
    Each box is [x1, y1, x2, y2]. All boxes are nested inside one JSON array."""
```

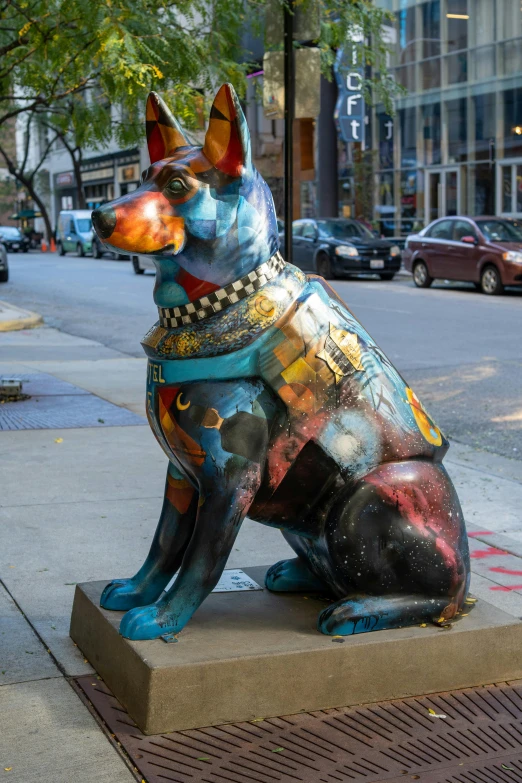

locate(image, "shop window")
[[396, 6, 416, 63], [395, 63, 416, 92], [445, 52, 467, 84], [502, 166, 512, 213], [400, 171, 417, 234], [474, 94, 496, 161], [500, 40, 522, 78], [421, 58, 441, 90], [446, 0, 468, 52], [376, 173, 395, 237], [471, 45, 496, 81], [471, 0, 495, 46], [503, 87, 522, 158], [447, 98, 467, 162], [421, 1, 441, 58], [422, 102, 441, 165], [300, 182, 316, 219], [497, 0, 522, 41], [400, 107, 416, 168], [377, 113, 394, 169], [516, 166, 522, 213], [470, 164, 494, 215]]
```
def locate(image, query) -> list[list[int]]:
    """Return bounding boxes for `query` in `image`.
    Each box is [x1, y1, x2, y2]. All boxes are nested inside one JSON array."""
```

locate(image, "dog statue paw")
[[92, 84, 470, 642]]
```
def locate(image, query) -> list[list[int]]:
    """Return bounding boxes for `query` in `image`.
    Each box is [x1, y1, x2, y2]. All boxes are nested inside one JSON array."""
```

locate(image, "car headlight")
[[503, 250, 522, 264], [335, 245, 359, 258], [390, 245, 401, 257]]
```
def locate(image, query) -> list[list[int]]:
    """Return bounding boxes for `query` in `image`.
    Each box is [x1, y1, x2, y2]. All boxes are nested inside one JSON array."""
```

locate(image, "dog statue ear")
[[146, 92, 189, 164], [202, 83, 251, 178]]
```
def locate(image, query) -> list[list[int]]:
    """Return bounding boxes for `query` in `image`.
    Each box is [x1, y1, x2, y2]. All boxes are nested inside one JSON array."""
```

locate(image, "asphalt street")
[[2, 250, 522, 459]]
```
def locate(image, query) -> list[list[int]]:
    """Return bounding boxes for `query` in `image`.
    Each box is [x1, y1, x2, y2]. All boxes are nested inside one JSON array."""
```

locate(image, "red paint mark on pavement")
[[489, 566, 522, 576], [490, 584, 522, 592], [470, 547, 508, 559], [467, 531, 493, 537]]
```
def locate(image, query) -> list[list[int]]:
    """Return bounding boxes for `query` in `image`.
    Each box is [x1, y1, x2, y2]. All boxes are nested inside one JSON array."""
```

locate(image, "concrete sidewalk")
[[0, 300, 42, 332], [1, 324, 522, 780]]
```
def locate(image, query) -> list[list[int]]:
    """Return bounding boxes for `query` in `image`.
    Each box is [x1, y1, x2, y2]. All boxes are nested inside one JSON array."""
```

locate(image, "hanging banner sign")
[[334, 41, 365, 143]]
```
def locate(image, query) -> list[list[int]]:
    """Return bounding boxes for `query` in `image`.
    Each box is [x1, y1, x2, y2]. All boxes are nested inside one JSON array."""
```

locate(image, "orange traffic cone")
[[41, 238, 47, 252], [50, 238, 56, 252]]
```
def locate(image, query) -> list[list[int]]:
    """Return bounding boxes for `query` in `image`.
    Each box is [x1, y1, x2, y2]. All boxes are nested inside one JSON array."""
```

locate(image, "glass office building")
[[365, 0, 522, 235]]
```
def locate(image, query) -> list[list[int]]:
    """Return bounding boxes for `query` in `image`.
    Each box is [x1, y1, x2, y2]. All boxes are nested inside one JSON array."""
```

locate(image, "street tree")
[[0, 0, 249, 237], [0, 0, 401, 239]]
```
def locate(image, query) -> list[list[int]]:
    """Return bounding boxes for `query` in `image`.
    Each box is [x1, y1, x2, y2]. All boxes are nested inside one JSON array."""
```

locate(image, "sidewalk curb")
[[0, 300, 43, 332]]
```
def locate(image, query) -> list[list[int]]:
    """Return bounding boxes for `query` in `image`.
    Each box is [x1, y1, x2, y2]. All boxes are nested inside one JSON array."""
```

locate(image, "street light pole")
[[283, 0, 295, 265]]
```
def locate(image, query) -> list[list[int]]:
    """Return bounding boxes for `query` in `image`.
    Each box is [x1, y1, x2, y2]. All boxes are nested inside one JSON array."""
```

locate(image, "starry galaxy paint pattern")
[[92, 84, 470, 642]]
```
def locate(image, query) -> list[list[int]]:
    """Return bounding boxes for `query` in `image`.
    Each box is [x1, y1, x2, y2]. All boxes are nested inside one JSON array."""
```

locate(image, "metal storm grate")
[[75, 676, 522, 783], [0, 372, 145, 430]]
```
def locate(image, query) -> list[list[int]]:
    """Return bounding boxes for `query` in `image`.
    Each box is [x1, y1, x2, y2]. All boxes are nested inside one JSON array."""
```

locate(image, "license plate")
[[370, 259, 384, 269], [12, 243, 19, 250]]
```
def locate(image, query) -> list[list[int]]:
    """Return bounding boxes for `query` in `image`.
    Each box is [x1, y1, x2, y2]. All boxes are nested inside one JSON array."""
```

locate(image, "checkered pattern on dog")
[[158, 251, 285, 328]]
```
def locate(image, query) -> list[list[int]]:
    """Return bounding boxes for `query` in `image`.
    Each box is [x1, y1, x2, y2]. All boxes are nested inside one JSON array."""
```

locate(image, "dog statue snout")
[[92, 207, 116, 239]]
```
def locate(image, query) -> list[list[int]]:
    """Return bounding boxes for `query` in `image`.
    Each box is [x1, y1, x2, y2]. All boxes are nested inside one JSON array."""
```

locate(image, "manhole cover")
[[0, 372, 144, 430], [75, 677, 522, 783]]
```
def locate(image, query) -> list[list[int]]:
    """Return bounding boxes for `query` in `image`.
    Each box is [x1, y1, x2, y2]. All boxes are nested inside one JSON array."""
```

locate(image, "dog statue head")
[[92, 84, 279, 308]]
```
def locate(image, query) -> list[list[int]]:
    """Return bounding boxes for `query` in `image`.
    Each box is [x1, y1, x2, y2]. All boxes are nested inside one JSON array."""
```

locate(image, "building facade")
[[361, 0, 522, 235]]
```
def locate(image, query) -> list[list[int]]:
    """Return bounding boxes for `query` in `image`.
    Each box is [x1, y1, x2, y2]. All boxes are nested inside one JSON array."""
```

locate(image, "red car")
[[403, 216, 522, 295]]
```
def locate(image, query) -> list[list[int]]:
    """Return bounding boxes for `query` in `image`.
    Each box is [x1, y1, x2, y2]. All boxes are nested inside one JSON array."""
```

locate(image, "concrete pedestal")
[[70, 566, 522, 735]]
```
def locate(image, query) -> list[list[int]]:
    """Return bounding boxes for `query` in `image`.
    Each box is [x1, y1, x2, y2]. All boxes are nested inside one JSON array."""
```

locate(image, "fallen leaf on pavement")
[[428, 708, 447, 718], [54, 437, 63, 443]]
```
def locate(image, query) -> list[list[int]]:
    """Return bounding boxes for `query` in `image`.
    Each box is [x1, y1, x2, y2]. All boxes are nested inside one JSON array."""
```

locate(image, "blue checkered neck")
[[157, 252, 286, 329]]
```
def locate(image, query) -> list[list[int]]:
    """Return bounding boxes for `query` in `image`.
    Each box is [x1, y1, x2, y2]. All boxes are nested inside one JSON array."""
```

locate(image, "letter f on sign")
[[347, 94, 362, 115]]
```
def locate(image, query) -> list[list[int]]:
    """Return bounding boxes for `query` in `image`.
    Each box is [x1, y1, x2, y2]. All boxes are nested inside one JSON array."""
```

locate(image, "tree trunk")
[[0, 147, 53, 243], [71, 149, 86, 209], [28, 186, 53, 244]]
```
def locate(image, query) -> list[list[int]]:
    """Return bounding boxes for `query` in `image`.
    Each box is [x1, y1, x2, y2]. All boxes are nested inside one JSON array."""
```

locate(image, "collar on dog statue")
[[157, 251, 286, 329]]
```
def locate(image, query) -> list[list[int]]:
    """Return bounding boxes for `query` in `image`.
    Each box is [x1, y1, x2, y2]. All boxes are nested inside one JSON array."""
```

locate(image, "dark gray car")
[[0, 241, 8, 282], [290, 219, 401, 280]]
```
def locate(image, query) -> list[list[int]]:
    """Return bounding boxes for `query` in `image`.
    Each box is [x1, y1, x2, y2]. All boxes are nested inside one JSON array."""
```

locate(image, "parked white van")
[[56, 210, 93, 256]]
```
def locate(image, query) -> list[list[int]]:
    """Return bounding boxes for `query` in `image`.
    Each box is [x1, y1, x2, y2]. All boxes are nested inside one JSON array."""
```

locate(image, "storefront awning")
[[9, 209, 42, 219]]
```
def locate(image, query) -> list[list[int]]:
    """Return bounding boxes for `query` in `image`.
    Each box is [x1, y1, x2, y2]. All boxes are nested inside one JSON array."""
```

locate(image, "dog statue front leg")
[[119, 463, 261, 641], [100, 462, 198, 611]]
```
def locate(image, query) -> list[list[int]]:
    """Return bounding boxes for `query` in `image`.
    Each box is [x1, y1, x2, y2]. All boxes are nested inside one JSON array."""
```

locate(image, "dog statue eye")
[[166, 178, 187, 195]]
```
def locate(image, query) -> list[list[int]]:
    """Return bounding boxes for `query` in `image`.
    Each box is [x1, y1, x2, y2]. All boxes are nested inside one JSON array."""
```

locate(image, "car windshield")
[[317, 220, 374, 240], [0, 227, 21, 238], [477, 220, 522, 242], [76, 219, 92, 232]]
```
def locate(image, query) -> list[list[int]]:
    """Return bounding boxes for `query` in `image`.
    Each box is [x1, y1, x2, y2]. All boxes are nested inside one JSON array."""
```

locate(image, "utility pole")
[[283, 0, 295, 265]]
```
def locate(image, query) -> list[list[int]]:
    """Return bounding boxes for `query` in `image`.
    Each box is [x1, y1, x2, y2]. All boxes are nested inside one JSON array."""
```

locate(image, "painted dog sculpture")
[[92, 84, 470, 641]]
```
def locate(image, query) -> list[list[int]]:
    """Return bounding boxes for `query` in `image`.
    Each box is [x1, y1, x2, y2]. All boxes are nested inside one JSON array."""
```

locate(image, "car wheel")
[[77, 243, 84, 257], [93, 242, 102, 259], [480, 265, 504, 295], [132, 256, 144, 275], [379, 272, 395, 281], [58, 242, 65, 256], [316, 252, 333, 280], [412, 260, 433, 288], [0, 267, 8, 283]]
